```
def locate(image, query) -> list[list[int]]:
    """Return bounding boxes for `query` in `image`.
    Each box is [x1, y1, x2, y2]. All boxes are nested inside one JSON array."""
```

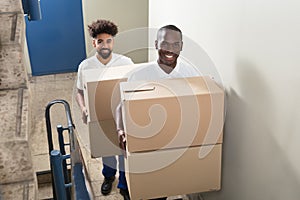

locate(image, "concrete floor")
[[28, 72, 196, 200]]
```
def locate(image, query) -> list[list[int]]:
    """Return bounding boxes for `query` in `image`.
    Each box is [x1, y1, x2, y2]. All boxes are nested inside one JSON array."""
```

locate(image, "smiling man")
[[115, 25, 201, 200], [76, 19, 133, 200], [127, 25, 200, 81], [116, 25, 201, 151]]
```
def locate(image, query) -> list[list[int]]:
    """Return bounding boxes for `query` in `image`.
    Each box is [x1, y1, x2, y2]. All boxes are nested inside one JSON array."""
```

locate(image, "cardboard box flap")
[[123, 86, 156, 93], [120, 76, 223, 101], [82, 64, 140, 82]]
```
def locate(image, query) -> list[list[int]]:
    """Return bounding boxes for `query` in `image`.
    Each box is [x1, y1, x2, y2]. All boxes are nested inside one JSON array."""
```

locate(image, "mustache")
[[100, 48, 111, 51]]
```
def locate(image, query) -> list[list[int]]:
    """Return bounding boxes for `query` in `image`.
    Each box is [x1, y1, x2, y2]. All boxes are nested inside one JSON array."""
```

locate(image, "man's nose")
[[101, 42, 108, 48], [163, 43, 175, 52], [101, 41, 108, 48]]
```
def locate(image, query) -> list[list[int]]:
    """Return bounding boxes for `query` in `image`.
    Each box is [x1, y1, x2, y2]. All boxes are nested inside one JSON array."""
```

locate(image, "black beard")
[[98, 48, 112, 59]]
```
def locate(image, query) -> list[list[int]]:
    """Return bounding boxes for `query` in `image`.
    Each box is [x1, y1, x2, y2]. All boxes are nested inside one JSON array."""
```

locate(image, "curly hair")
[[88, 19, 118, 38]]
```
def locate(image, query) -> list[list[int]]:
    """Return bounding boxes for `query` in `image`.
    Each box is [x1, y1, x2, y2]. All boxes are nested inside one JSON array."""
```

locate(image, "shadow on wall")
[[201, 87, 250, 200], [202, 60, 300, 200]]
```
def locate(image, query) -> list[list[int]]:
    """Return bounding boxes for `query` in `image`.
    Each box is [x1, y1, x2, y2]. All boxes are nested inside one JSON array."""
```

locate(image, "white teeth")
[[165, 54, 173, 58]]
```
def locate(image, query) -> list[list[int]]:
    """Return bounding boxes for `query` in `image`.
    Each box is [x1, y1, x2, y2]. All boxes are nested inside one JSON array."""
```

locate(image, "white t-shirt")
[[77, 53, 133, 90], [128, 58, 201, 82]]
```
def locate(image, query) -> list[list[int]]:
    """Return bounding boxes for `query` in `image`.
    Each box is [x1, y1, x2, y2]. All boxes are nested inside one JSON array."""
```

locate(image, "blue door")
[[25, 0, 86, 76]]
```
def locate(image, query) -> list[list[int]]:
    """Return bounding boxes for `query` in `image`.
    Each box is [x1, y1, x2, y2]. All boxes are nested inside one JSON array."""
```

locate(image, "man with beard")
[[76, 19, 133, 200], [115, 25, 201, 200]]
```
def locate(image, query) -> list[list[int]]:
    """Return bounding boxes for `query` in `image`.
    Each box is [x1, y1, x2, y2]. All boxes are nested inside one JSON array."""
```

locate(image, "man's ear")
[[92, 39, 96, 47], [155, 40, 158, 49], [180, 41, 183, 51]]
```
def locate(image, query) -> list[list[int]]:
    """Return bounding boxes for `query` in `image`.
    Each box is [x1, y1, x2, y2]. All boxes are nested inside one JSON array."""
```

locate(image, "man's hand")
[[81, 107, 88, 124], [117, 129, 127, 157]]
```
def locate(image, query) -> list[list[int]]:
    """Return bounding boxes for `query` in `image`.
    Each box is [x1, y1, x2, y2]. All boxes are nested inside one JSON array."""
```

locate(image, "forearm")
[[115, 103, 124, 131], [115, 102, 127, 155], [76, 89, 86, 110]]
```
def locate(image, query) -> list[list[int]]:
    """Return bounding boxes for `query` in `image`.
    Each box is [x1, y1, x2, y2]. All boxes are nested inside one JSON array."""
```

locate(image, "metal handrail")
[[50, 150, 71, 200], [45, 99, 74, 200], [45, 99, 75, 153], [45, 99, 90, 200]]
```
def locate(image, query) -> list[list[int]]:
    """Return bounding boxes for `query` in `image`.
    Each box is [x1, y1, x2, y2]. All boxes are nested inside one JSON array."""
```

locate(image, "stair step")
[[38, 182, 53, 200], [37, 171, 52, 184]]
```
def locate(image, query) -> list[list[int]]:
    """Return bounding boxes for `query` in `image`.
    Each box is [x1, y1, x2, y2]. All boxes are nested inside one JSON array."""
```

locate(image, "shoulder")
[[80, 55, 97, 65], [132, 62, 157, 73], [177, 58, 202, 77], [128, 62, 158, 81], [78, 55, 98, 71], [111, 53, 134, 65]]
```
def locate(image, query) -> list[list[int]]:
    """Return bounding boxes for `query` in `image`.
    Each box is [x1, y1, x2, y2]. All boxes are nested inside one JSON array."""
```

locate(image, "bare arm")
[[115, 102, 126, 155], [115, 102, 124, 131], [76, 89, 88, 124]]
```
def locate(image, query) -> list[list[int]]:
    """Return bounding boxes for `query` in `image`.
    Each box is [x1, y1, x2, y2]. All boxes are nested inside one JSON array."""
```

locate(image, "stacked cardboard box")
[[120, 76, 224, 199], [82, 64, 140, 158]]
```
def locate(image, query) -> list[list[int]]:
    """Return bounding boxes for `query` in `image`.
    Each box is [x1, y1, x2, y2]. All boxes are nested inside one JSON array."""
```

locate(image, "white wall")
[[150, 1, 300, 199], [81, 0, 149, 63], [23, 37, 32, 74]]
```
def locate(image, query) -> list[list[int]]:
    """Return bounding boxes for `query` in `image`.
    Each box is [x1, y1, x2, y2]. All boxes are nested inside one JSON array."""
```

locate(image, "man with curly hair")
[[76, 19, 133, 200]]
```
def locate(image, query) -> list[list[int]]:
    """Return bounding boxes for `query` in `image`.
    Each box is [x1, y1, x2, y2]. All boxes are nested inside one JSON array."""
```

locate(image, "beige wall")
[[81, 0, 149, 63], [150, 0, 300, 199]]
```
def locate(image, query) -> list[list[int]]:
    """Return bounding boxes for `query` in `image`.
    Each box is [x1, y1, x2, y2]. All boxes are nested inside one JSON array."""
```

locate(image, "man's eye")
[[160, 42, 168, 47], [174, 43, 180, 47]]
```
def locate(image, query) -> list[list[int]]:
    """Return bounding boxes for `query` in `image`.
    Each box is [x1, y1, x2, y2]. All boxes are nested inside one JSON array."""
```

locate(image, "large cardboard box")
[[88, 120, 121, 157], [120, 76, 224, 153], [82, 64, 140, 157], [125, 144, 222, 200]]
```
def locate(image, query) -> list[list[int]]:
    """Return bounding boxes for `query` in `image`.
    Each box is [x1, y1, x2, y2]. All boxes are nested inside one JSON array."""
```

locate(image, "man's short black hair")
[[157, 25, 182, 40], [88, 19, 118, 38]]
